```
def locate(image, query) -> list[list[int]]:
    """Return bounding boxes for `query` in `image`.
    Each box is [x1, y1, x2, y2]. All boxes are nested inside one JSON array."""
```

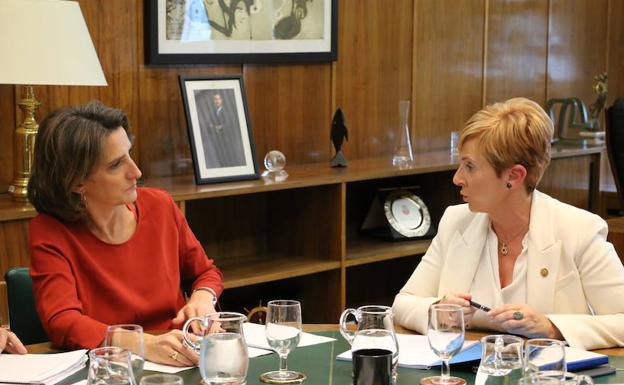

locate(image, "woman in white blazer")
[[392, 97, 624, 350]]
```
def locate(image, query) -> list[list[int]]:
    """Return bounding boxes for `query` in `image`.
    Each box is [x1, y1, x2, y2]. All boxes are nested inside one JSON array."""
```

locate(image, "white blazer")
[[392, 190, 624, 350]]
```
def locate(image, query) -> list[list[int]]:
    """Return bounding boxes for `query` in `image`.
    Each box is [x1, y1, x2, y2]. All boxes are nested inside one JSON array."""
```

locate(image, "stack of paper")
[[337, 334, 480, 369], [0, 349, 87, 385]]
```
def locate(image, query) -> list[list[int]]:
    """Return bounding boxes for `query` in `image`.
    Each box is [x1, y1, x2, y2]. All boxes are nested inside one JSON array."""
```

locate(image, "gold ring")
[[170, 350, 179, 361], [513, 311, 524, 320]]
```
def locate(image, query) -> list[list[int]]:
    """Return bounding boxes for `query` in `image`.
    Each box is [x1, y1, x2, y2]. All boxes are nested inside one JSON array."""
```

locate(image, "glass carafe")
[[339, 305, 399, 377], [182, 312, 249, 385]]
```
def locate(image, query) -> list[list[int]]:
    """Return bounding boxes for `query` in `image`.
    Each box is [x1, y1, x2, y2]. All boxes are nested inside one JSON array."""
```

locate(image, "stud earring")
[[506, 182, 512, 189]]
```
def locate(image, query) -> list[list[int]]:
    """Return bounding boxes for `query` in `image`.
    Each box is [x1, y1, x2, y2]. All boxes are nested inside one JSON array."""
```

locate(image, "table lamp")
[[0, 0, 107, 201]]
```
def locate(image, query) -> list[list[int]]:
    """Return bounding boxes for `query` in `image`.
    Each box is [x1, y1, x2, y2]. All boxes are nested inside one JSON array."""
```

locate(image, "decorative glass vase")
[[392, 100, 414, 167]]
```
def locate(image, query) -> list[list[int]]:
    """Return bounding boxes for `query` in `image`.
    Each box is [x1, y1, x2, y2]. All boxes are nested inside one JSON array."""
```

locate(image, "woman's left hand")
[[488, 303, 563, 339], [172, 290, 217, 332]]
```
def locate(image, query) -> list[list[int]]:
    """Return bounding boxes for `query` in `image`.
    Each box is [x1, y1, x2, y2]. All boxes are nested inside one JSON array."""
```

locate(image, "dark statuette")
[[330, 108, 348, 167]]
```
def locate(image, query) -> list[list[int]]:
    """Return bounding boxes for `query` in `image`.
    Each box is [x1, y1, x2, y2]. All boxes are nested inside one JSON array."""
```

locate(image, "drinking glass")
[[524, 339, 566, 379], [421, 304, 466, 385], [475, 335, 524, 385], [104, 324, 145, 377], [139, 374, 183, 385], [88, 347, 136, 385], [259, 300, 306, 384]]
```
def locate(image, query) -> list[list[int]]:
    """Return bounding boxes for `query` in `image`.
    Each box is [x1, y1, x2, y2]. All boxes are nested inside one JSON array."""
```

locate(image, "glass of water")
[[260, 300, 306, 384], [88, 347, 136, 385], [104, 324, 145, 377], [476, 335, 524, 385], [524, 338, 566, 379], [422, 304, 466, 385]]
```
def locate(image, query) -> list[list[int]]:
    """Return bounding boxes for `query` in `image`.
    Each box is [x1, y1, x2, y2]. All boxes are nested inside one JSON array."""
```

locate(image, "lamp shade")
[[0, 0, 107, 86]]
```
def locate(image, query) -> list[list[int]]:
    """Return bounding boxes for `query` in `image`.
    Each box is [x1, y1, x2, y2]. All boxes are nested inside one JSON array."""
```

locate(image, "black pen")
[[469, 300, 491, 312]]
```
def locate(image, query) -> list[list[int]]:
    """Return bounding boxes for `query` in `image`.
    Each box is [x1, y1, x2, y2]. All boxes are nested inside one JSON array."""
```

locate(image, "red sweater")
[[29, 188, 223, 349]]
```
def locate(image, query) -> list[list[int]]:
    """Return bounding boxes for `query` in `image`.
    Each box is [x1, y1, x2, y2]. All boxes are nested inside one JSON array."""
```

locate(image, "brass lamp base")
[[9, 85, 40, 202]]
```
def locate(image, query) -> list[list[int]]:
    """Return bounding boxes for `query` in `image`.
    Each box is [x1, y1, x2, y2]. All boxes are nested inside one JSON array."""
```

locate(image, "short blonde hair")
[[458, 97, 554, 193]]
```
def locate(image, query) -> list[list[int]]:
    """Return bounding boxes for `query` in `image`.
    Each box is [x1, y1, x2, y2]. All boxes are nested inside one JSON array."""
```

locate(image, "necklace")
[[496, 225, 528, 256]]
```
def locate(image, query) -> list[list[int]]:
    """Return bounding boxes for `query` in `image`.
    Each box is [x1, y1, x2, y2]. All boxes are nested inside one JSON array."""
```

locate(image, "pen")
[[469, 300, 491, 312], [0, 382, 46, 385]]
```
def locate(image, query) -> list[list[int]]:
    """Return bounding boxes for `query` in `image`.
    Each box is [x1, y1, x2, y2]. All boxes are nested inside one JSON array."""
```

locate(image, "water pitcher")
[[182, 312, 249, 385], [339, 305, 399, 373]]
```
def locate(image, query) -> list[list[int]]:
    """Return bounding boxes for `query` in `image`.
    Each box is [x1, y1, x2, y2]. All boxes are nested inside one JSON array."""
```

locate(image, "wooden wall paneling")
[[608, 0, 624, 105], [334, 0, 413, 161], [485, 0, 548, 105], [547, 0, 608, 123], [0, 85, 15, 194], [539, 156, 592, 210], [243, 64, 332, 165], [412, 0, 484, 152]]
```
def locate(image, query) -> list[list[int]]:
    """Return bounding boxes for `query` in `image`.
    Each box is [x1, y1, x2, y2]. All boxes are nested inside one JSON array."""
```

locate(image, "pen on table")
[[469, 300, 491, 312], [0, 382, 46, 385]]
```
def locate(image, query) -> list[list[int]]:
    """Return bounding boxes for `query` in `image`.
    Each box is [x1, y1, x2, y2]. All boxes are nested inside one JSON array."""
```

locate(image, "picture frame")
[[179, 74, 259, 184], [145, 0, 337, 64]]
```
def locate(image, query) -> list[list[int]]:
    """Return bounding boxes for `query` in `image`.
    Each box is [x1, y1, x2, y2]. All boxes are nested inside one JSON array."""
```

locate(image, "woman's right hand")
[[0, 328, 27, 354], [437, 292, 476, 327], [144, 330, 198, 367]]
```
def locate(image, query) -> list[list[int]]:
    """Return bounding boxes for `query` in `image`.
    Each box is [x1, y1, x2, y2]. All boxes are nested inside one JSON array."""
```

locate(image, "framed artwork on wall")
[[146, 0, 338, 64], [179, 74, 259, 184]]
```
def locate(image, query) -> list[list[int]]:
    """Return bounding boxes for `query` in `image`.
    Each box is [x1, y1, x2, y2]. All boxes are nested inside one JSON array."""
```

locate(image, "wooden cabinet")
[[0, 145, 603, 325]]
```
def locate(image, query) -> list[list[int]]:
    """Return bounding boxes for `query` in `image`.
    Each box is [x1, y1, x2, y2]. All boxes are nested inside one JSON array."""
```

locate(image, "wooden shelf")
[[0, 145, 603, 222], [346, 237, 431, 267], [220, 255, 341, 289]]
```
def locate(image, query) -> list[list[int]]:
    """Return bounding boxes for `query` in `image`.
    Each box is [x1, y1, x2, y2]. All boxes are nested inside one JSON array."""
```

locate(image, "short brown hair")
[[27, 101, 129, 222], [458, 97, 554, 193]]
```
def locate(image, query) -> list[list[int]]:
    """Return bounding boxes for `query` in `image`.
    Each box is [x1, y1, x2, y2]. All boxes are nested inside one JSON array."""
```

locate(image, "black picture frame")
[[146, 0, 338, 65], [179, 74, 259, 184]]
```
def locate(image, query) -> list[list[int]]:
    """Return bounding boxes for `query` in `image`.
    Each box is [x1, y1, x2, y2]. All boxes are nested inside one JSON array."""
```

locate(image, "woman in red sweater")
[[27, 101, 223, 366]]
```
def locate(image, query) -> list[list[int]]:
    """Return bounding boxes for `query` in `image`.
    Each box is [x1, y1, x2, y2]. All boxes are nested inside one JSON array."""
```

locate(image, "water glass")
[[421, 304, 466, 385], [260, 300, 306, 384], [139, 374, 183, 385], [475, 335, 524, 385], [450, 131, 459, 156], [524, 339, 566, 378], [88, 347, 136, 385], [104, 324, 145, 377]]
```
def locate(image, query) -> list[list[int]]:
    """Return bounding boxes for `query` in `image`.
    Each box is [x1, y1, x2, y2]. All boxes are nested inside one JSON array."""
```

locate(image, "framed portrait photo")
[[145, 0, 337, 64], [179, 74, 259, 184]]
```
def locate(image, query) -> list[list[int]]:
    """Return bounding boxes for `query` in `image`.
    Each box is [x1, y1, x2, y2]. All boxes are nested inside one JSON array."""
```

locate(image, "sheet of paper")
[[337, 334, 480, 369], [0, 349, 88, 385], [143, 346, 273, 373], [242, 322, 336, 350]]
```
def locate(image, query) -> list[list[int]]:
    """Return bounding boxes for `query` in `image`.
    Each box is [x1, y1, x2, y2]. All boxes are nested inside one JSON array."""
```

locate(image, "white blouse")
[[469, 224, 528, 331]]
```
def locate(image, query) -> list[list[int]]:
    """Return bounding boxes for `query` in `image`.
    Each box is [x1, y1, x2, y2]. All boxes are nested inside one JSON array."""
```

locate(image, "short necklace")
[[496, 225, 528, 256]]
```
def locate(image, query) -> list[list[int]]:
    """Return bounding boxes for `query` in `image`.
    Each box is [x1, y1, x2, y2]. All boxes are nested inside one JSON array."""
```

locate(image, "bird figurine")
[[330, 108, 348, 167]]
